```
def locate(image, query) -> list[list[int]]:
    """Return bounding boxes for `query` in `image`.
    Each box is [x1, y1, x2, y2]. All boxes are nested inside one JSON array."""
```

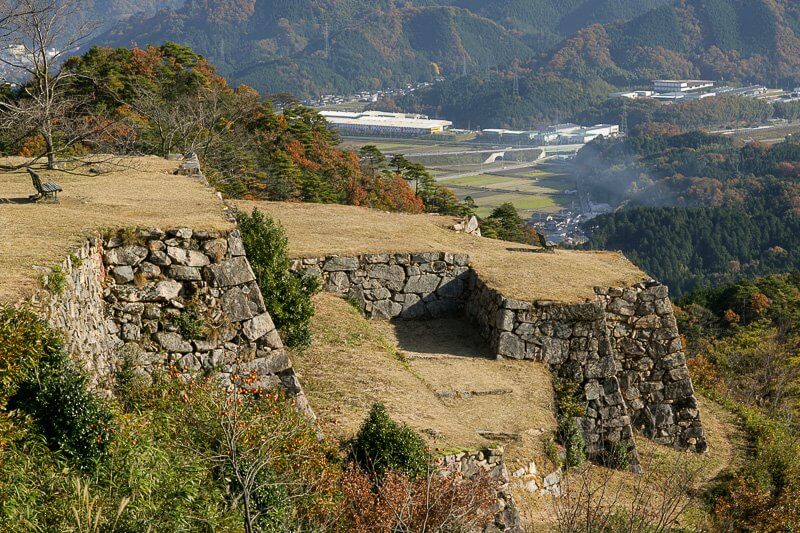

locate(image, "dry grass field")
[[519, 396, 744, 530], [233, 200, 646, 303], [291, 293, 557, 455], [0, 156, 232, 302]]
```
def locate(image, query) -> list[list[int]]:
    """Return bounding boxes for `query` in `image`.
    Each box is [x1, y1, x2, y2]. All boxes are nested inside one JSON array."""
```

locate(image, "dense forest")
[[94, 0, 667, 97], [400, 0, 800, 128], [673, 273, 800, 528], [579, 132, 800, 294]]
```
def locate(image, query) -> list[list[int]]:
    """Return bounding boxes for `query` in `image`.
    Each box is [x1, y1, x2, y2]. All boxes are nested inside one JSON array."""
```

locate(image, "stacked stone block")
[[464, 276, 639, 467], [596, 282, 706, 452], [35, 228, 312, 416], [34, 238, 122, 390], [437, 447, 520, 532], [292, 252, 471, 320], [297, 251, 706, 466]]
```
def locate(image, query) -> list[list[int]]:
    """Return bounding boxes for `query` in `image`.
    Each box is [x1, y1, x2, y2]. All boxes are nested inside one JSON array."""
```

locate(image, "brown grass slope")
[[233, 200, 647, 303], [0, 157, 232, 302]]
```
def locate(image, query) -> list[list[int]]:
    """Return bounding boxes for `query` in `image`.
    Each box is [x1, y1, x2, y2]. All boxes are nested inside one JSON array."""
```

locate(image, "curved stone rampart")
[[295, 252, 707, 462]]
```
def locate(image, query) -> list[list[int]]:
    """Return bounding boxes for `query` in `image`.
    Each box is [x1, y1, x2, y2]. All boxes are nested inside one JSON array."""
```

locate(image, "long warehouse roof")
[[320, 110, 452, 129]]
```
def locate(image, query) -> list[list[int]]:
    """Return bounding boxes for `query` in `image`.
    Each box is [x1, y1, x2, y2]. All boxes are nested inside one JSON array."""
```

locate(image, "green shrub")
[[350, 403, 430, 480], [42, 265, 68, 295], [558, 418, 587, 469], [171, 303, 206, 340], [0, 305, 63, 403], [554, 379, 587, 469], [236, 208, 319, 349], [9, 350, 114, 469], [600, 440, 630, 470]]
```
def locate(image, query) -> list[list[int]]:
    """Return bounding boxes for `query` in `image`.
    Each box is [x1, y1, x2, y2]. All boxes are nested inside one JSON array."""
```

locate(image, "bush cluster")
[[9, 350, 114, 469], [554, 379, 587, 469], [350, 402, 430, 480], [236, 208, 319, 349]]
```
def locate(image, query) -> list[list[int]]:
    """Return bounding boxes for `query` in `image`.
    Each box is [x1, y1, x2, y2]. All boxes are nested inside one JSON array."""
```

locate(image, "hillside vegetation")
[[400, 0, 800, 129], [578, 132, 800, 295], [95, 0, 667, 96]]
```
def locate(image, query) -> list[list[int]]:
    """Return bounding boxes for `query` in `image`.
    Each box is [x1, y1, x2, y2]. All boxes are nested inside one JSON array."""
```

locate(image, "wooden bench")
[[27, 167, 62, 203]]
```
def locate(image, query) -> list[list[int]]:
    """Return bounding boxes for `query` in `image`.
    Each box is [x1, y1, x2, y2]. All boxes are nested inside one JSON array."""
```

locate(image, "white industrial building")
[[652, 80, 715, 93], [481, 123, 619, 145], [319, 110, 452, 137]]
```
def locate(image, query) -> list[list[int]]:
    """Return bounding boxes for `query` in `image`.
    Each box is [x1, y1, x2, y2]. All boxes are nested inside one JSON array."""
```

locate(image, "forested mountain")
[[579, 133, 800, 295], [400, 0, 800, 129], [540, 0, 800, 87], [92, 0, 667, 97]]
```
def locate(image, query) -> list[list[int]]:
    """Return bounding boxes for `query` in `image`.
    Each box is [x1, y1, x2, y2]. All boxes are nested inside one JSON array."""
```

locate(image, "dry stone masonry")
[[297, 252, 707, 465], [294, 252, 472, 320], [596, 283, 705, 452], [33, 228, 311, 416], [437, 447, 520, 532]]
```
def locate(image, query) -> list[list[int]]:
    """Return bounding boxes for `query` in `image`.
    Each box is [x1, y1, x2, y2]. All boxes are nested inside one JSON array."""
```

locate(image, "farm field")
[[446, 166, 578, 218], [338, 135, 578, 219]]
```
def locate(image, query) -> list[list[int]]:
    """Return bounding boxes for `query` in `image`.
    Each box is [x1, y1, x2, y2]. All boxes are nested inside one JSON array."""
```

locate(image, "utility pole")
[[621, 101, 629, 135]]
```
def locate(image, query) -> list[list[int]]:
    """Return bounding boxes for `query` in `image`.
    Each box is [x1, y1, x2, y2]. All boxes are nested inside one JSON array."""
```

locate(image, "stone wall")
[[34, 228, 311, 416], [437, 447, 520, 532], [32, 237, 122, 389], [596, 283, 706, 452], [292, 252, 471, 320], [464, 276, 638, 467], [296, 251, 707, 463]]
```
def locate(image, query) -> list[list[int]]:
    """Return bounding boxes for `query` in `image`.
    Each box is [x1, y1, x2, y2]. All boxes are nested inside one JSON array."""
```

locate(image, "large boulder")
[[204, 257, 256, 288], [106, 245, 148, 266]]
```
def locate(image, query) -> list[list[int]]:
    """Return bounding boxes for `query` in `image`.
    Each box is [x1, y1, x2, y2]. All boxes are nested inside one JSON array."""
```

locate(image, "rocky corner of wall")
[[29, 227, 312, 417], [294, 253, 708, 469]]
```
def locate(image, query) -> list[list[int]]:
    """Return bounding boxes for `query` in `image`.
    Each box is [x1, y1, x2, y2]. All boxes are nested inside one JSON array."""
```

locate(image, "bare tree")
[[549, 453, 705, 533], [178, 377, 331, 533], [0, 0, 98, 168]]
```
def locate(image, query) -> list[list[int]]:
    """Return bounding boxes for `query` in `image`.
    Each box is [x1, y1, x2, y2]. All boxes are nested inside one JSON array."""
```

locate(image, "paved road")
[[402, 144, 583, 159], [435, 157, 559, 182]]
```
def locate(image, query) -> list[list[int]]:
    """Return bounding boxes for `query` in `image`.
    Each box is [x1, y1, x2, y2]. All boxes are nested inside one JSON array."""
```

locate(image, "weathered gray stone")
[[148, 250, 171, 266], [242, 313, 277, 342], [323, 256, 359, 271], [168, 265, 202, 281], [324, 271, 350, 293], [497, 309, 515, 332], [366, 264, 406, 290], [186, 250, 211, 267], [227, 229, 246, 256], [372, 299, 402, 319], [220, 287, 257, 322], [111, 265, 135, 284], [203, 239, 228, 262], [166, 246, 189, 265], [142, 280, 182, 302], [204, 257, 256, 288], [138, 262, 161, 279], [106, 245, 148, 266], [403, 274, 441, 294], [240, 349, 291, 375], [498, 332, 525, 360], [155, 332, 192, 353]]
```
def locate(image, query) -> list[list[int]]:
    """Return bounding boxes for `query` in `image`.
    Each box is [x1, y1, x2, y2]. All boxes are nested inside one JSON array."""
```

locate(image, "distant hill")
[[541, 0, 800, 87], [398, 0, 800, 129], [93, 0, 668, 97]]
